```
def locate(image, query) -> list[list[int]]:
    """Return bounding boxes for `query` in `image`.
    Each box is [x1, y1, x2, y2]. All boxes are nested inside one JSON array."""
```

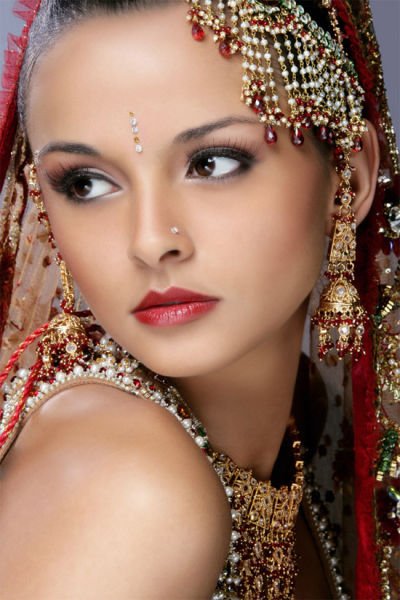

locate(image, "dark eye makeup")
[[186, 142, 257, 182], [44, 140, 259, 204], [45, 166, 119, 203]]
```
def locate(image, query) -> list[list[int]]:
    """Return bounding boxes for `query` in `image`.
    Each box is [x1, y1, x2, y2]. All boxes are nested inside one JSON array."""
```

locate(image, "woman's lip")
[[133, 286, 218, 312], [133, 300, 218, 327]]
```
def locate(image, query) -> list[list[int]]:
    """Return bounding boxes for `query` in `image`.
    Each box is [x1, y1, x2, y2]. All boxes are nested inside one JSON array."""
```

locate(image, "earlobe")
[[347, 119, 380, 224]]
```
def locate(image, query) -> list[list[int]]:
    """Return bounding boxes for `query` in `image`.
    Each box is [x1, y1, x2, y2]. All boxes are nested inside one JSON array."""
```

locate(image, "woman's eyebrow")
[[173, 116, 259, 144], [36, 116, 259, 160], [37, 142, 100, 161]]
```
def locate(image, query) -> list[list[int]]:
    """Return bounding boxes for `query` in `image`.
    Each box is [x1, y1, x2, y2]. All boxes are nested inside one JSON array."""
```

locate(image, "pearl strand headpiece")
[[187, 0, 367, 150]]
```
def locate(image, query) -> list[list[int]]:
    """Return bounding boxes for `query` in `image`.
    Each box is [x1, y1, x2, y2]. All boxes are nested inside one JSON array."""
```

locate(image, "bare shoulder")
[[0, 384, 231, 599]]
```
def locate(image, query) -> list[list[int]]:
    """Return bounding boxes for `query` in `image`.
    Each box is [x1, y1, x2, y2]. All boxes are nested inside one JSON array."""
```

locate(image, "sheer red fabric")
[[0, 0, 40, 187]]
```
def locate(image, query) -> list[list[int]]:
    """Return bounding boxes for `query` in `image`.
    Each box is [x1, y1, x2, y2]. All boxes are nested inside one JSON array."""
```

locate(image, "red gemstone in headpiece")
[[291, 128, 304, 146], [334, 147, 345, 162], [327, 130, 335, 147], [219, 40, 232, 58], [251, 95, 265, 114], [317, 125, 329, 142], [352, 136, 363, 152], [192, 23, 205, 41], [264, 126, 277, 144]]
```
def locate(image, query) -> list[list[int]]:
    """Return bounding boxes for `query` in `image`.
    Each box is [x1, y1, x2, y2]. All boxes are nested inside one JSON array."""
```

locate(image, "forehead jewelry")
[[129, 112, 143, 154], [187, 0, 366, 152]]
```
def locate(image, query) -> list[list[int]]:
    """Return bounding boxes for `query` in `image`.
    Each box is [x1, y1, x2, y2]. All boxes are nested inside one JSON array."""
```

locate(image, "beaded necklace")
[[0, 335, 345, 599]]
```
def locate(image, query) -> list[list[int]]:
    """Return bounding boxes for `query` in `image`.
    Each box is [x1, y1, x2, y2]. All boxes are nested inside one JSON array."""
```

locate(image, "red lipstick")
[[132, 287, 219, 327]]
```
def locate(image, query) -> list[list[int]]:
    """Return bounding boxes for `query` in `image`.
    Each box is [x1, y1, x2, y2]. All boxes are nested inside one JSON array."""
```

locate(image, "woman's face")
[[27, 3, 337, 377]]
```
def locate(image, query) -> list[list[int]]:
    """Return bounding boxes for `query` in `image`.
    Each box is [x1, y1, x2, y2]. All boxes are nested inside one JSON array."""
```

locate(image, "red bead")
[[317, 125, 329, 142], [219, 39, 232, 58], [352, 136, 363, 152], [191, 23, 205, 41], [291, 128, 304, 146], [334, 147, 345, 162], [327, 129, 335, 146], [264, 125, 277, 145], [251, 95, 264, 114]]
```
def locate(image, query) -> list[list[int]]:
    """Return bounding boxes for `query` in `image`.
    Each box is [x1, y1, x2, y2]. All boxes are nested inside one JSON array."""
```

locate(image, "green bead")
[[388, 486, 400, 502]]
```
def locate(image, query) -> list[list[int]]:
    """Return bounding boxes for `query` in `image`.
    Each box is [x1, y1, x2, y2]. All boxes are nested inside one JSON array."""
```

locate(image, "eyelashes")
[[46, 166, 119, 203], [186, 141, 257, 182], [45, 140, 259, 204]]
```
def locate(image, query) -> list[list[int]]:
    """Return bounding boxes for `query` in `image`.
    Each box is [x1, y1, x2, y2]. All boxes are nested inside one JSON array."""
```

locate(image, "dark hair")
[[18, 0, 176, 127]]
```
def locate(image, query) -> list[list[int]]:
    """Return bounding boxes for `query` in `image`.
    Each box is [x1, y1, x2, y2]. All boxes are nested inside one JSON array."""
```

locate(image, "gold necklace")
[[210, 428, 304, 600]]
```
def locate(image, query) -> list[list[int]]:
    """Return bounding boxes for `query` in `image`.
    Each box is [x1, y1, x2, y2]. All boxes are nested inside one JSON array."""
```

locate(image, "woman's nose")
[[126, 191, 194, 270]]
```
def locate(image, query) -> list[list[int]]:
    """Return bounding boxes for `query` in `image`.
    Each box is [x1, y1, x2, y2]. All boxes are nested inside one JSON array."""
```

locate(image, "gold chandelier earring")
[[312, 156, 369, 360], [27, 164, 92, 374]]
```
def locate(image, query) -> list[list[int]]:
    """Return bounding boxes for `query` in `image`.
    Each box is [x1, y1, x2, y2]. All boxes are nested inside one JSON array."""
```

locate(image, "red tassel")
[[0, 321, 49, 393], [0, 358, 41, 447]]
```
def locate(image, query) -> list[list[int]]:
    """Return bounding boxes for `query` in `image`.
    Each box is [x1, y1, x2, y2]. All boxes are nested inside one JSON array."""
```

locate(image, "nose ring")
[[170, 226, 180, 235]]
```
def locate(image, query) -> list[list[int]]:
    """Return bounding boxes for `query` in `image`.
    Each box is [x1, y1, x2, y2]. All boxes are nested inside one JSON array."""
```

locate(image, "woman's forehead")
[[26, 4, 246, 146]]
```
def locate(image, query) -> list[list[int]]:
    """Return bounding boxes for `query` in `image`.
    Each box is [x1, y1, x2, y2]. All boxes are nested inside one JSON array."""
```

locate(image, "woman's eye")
[[69, 176, 115, 201], [47, 169, 119, 203], [186, 148, 254, 181]]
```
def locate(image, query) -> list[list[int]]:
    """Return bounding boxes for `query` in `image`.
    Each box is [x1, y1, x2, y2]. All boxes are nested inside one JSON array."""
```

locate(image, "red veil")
[[0, 1, 399, 597]]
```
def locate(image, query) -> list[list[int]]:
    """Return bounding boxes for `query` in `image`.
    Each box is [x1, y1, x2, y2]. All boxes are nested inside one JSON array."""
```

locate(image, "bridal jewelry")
[[312, 167, 368, 359], [170, 226, 180, 235], [186, 0, 368, 359], [210, 426, 304, 599], [187, 0, 366, 153], [129, 111, 143, 153], [26, 165, 92, 373]]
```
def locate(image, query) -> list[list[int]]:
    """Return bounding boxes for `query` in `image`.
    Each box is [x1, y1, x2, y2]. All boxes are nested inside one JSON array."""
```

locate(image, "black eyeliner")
[[45, 166, 113, 203], [186, 141, 258, 181]]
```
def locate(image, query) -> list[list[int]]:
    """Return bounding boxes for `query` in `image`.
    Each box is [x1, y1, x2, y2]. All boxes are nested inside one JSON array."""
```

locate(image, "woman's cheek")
[[44, 203, 127, 306]]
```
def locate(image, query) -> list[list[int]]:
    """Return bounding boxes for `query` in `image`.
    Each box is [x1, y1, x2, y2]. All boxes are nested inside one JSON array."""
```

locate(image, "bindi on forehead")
[[129, 112, 143, 153]]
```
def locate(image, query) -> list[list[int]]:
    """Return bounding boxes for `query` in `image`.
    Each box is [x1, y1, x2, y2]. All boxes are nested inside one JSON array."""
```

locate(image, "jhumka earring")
[[26, 164, 92, 374], [312, 158, 368, 359]]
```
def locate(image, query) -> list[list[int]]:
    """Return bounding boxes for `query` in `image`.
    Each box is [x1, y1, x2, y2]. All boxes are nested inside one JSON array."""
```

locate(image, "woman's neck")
[[174, 305, 308, 480]]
